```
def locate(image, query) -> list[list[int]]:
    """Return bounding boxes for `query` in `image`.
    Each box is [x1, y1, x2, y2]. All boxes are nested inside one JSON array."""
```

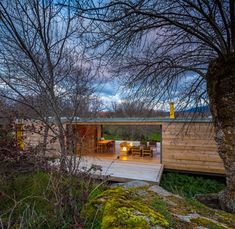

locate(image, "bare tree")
[[0, 0, 96, 169], [109, 100, 167, 118], [73, 0, 235, 212]]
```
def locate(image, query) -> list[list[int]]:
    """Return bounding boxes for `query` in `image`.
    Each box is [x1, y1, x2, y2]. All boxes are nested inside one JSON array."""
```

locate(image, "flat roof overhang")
[[62, 117, 213, 125]]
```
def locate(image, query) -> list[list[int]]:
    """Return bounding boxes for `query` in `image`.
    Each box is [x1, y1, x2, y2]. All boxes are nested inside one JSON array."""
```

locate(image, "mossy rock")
[[81, 185, 235, 229], [81, 187, 169, 228], [191, 217, 230, 229]]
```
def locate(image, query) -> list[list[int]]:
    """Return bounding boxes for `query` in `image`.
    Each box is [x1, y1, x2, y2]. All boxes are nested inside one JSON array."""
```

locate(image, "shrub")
[[160, 172, 225, 198], [0, 171, 106, 228]]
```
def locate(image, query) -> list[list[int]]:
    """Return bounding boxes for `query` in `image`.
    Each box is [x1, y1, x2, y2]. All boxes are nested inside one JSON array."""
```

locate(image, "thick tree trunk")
[[206, 54, 235, 213]]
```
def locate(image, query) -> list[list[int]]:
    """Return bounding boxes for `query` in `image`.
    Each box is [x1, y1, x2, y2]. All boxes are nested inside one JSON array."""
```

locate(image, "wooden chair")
[[142, 146, 153, 157], [149, 141, 156, 147], [97, 143, 104, 153], [131, 146, 141, 157], [107, 140, 115, 153]]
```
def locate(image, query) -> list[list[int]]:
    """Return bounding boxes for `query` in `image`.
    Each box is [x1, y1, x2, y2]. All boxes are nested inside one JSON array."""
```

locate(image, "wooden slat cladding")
[[162, 122, 225, 174], [75, 125, 98, 155]]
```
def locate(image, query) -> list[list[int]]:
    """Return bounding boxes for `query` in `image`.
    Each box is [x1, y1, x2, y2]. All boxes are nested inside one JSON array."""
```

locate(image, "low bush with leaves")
[[0, 124, 19, 161], [160, 172, 225, 198], [0, 121, 107, 228], [0, 171, 106, 228], [0, 122, 50, 177]]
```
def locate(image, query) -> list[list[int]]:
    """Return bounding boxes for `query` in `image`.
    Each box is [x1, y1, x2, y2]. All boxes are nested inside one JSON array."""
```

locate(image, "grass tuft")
[[160, 172, 225, 198], [0, 171, 106, 228]]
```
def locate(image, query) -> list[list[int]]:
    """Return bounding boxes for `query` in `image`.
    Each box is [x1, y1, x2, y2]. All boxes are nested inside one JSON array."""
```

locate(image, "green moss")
[[102, 203, 148, 229], [213, 211, 235, 228], [191, 217, 229, 229], [166, 196, 235, 228], [81, 185, 235, 229], [82, 187, 169, 229], [102, 199, 168, 228], [165, 196, 195, 215], [185, 198, 206, 209], [151, 196, 175, 227]]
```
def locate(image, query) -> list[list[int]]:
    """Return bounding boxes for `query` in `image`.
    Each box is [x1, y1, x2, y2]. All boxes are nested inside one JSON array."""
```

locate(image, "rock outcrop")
[[82, 181, 235, 228]]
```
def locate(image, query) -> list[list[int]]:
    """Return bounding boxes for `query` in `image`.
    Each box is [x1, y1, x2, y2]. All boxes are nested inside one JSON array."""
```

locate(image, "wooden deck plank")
[[81, 157, 163, 183]]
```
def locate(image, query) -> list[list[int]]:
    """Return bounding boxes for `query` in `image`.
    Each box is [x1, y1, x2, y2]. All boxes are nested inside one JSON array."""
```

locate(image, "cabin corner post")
[[161, 123, 168, 165]]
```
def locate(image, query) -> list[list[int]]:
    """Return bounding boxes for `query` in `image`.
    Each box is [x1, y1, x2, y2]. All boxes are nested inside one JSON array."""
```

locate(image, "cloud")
[[94, 79, 123, 109]]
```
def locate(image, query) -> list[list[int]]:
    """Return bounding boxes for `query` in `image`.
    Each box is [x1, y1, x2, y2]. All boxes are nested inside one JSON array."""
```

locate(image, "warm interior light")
[[122, 147, 127, 151], [121, 156, 128, 161], [130, 142, 133, 146]]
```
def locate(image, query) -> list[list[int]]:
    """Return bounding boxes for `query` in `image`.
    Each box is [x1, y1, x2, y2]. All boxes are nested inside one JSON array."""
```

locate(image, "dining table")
[[97, 140, 115, 153], [97, 140, 114, 145]]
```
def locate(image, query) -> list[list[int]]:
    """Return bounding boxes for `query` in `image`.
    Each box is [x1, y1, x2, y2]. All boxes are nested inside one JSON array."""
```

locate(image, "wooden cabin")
[[21, 118, 225, 182], [64, 118, 224, 175]]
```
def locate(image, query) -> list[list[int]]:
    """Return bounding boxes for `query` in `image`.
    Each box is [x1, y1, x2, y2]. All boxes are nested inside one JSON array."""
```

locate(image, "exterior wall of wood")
[[23, 122, 100, 156], [25, 123, 100, 156], [162, 122, 225, 174], [22, 120, 60, 157], [74, 125, 98, 155]]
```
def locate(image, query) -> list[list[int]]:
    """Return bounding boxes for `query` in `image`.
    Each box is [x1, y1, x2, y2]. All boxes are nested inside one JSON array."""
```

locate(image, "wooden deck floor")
[[80, 156, 164, 183], [83, 152, 161, 163]]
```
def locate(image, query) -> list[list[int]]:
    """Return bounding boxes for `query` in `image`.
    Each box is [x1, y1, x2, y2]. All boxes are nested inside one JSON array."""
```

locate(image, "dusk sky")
[[95, 79, 122, 109]]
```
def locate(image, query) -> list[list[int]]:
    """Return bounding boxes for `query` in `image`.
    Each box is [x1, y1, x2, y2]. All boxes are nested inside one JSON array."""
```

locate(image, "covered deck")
[[55, 117, 224, 180], [68, 120, 163, 164], [87, 140, 161, 163], [24, 117, 224, 181], [77, 140, 162, 183], [65, 118, 224, 175]]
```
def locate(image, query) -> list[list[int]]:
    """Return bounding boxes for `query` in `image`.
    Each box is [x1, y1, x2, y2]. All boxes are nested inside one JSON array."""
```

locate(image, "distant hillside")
[[184, 105, 210, 113]]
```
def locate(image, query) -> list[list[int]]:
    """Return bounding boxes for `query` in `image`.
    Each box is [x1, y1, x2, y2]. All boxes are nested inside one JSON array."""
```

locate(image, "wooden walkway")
[[80, 157, 164, 183]]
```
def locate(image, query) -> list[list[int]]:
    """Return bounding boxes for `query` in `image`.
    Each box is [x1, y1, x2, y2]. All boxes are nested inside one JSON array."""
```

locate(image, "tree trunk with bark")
[[206, 54, 235, 213], [57, 122, 67, 171]]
